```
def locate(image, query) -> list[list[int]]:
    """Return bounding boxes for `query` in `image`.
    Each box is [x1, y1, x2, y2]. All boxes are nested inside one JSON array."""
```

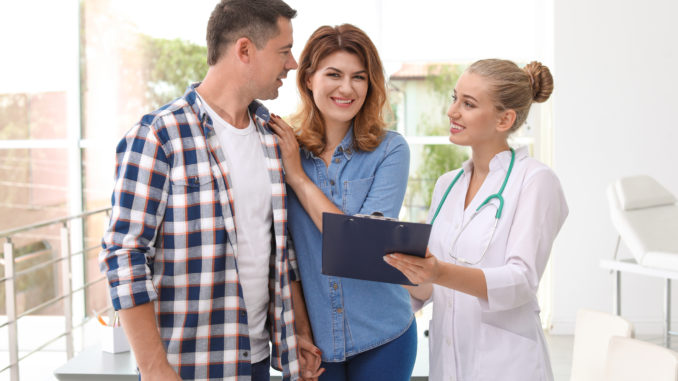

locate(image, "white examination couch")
[[601, 175, 678, 347]]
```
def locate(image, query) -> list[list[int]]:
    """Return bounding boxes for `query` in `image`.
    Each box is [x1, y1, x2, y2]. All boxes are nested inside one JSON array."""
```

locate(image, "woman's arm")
[[403, 283, 433, 303], [480, 168, 568, 311], [269, 114, 410, 231], [269, 115, 341, 232], [386, 168, 568, 309]]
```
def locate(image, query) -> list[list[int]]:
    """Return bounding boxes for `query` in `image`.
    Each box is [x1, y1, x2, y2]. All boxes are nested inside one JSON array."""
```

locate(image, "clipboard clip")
[[353, 211, 398, 222]]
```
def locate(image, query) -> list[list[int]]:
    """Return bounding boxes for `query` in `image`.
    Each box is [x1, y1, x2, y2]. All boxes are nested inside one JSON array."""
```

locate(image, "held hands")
[[268, 114, 304, 186], [296, 334, 325, 380], [384, 248, 441, 285]]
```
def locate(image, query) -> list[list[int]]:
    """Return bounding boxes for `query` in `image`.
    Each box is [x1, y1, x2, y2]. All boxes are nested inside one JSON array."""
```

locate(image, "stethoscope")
[[429, 148, 515, 265]]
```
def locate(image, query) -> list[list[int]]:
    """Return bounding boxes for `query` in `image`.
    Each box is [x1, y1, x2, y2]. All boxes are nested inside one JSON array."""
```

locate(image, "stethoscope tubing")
[[430, 148, 515, 265]]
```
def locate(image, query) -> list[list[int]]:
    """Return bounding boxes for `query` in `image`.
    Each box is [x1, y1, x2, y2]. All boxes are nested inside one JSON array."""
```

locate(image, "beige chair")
[[570, 309, 634, 381], [603, 336, 678, 381], [601, 175, 678, 347]]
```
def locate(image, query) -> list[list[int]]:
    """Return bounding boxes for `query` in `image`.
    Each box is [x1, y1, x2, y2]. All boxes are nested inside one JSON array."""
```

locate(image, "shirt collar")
[[460, 145, 528, 173], [337, 125, 355, 160], [184, 83, 271, 136], [303, 124, 355, 160]]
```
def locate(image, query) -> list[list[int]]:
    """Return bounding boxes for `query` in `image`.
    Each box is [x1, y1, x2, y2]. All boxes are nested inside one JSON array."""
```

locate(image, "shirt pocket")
[[169, 174, 217, 222], [342, 176, 375, 215]]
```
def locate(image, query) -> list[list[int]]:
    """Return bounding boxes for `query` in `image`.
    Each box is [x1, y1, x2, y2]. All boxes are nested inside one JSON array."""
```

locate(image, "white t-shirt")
[[199, 95, 273, 363]]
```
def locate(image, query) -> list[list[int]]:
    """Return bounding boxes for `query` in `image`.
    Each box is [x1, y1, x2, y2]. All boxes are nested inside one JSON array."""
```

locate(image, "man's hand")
[[118, 304, 182, 381], [141, 364, 182, 381], [297, 334, 324, 380]]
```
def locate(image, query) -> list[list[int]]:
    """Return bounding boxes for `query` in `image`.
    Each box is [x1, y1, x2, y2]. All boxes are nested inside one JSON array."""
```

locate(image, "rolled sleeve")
[[357, 133, 410, 219], [99, 122, 170, 310], [479, 168, 568, 312], [410, 293, 432, 312]]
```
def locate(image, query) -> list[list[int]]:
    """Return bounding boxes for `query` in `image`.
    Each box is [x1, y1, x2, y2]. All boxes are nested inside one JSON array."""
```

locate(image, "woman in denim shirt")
[[269, 24, 416, 381]]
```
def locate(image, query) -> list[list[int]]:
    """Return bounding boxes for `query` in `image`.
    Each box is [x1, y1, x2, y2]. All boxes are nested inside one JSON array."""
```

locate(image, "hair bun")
[[523, 61, 553, 103]]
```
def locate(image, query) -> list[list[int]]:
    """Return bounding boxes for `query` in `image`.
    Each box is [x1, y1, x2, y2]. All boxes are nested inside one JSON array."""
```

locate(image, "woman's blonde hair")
[[292, 24, 387, 156], [467, 59, 554, 131]]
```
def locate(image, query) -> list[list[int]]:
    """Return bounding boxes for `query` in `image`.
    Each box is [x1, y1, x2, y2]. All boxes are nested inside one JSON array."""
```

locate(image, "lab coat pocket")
[[474, 309, 540, 380]]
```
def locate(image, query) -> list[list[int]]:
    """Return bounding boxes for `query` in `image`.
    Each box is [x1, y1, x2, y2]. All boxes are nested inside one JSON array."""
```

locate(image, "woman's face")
[[446, 72, 505, 148], [306, 50, 369, 129]]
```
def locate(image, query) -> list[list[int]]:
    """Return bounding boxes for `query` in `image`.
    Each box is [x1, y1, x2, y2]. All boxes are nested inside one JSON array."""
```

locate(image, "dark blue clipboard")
[[321, 212, 432, 285]]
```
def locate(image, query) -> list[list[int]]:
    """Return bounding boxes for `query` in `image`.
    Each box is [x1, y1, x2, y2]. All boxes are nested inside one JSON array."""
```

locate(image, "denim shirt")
[[287, 128, 414, 362]]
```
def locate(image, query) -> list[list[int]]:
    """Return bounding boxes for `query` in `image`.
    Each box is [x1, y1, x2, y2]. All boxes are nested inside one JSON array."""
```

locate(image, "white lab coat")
[[416, 147, 568, 381]]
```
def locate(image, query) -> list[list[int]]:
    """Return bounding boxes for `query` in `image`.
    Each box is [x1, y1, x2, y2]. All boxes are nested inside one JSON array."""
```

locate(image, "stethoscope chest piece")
[[431, 148, 515, 266]]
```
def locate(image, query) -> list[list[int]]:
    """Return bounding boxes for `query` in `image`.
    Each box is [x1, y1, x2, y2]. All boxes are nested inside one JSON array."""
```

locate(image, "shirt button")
[[243, 351, 249, 358], [446, 338, 452, 346], [334, 158, 340, 163], [241, 311, 246, 317], [333, 283, 338, 290], [330, 180, 335, 186], [336, 308, 343, 314]]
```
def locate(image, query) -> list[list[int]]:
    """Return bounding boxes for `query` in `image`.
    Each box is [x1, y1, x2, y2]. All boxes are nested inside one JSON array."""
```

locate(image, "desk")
[[601, 258, 678, 347], [53, 346, 137, 381]]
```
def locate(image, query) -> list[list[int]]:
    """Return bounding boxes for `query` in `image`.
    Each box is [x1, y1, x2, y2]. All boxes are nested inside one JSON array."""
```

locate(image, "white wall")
[[552, 0, 678, 334]]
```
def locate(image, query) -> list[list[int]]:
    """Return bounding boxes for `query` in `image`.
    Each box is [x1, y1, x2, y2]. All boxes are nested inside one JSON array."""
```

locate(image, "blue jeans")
[[319, 320, 417, 381], [252, 356, 270, 381]]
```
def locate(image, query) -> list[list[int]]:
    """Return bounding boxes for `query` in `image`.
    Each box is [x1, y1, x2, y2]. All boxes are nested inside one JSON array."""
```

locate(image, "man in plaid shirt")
[[99, 1, 322, 380]]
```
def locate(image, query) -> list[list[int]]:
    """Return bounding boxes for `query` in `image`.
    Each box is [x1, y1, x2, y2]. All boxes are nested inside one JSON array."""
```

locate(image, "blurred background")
[[0, 0, 677, 379]]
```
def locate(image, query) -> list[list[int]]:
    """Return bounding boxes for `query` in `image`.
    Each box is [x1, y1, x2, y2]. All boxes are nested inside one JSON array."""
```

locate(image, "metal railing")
[[0, 207, 112, 381]]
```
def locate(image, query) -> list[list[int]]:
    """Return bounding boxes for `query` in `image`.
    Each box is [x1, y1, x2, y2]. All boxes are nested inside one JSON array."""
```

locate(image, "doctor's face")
[[446, 72, 504, 148]]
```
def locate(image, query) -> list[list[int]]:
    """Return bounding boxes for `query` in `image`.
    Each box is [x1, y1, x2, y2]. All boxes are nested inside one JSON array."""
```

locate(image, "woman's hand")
[[296, 334, 325, 380], [384, 248, 441, 285], [268, 114, 305, 186]]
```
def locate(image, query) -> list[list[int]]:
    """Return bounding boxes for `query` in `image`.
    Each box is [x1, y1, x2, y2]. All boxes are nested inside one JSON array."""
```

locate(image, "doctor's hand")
[[268, 114, 305, 185], [384, 248, 441, 285], [296, 334, 325, 380]]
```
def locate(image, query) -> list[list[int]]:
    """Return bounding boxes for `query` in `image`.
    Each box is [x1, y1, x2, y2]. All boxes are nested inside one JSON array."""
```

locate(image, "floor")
[[546, 333, 575, 380], [0, 333, 575, 380], [1, 326, 673, 380]]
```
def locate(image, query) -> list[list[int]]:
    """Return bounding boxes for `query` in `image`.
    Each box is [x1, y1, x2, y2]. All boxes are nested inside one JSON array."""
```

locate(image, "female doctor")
[[385, 59, 568, 381]]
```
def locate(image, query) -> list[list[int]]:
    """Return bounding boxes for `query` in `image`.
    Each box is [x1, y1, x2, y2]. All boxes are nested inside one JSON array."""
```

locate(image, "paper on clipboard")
[[321, 212, 432, 285]]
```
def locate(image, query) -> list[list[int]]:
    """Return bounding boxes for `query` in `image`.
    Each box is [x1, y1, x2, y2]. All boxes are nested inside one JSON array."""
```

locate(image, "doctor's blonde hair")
[[467, 59, 554, 131]]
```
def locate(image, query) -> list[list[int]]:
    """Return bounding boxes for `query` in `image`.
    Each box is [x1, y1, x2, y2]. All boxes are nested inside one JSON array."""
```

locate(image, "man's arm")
[[290, 281, 324, 380], [118, 304, 181, 380], [100, 122, 179, 380]]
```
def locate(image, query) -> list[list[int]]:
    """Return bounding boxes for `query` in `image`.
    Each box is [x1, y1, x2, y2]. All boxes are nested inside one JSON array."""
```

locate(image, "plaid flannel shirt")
[[99, 84, 300, 380]]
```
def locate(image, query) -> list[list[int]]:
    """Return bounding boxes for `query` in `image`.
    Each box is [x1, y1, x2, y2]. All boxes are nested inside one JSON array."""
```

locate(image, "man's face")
[[250, 17, 298, 100]]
